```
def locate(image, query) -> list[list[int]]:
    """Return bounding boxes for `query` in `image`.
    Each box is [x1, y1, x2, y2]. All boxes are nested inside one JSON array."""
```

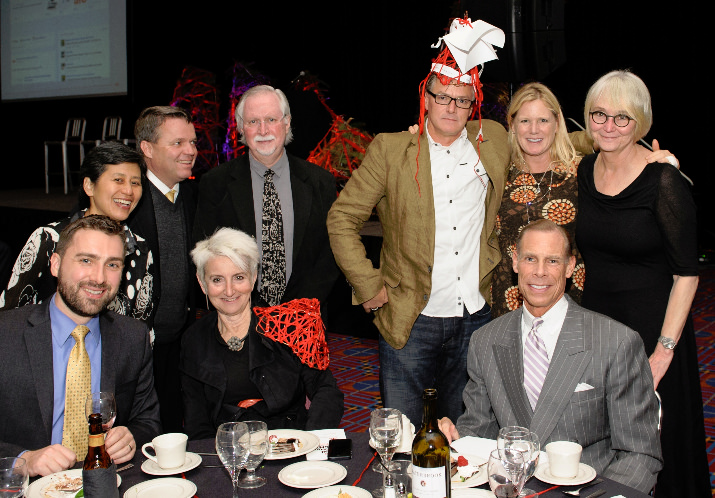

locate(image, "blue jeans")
[[378, 304, 491, 427]]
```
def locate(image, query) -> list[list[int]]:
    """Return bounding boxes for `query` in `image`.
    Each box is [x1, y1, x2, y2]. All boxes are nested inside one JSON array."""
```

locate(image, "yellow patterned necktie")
[[165, 189, 176, 203], [61, 325, 91, 459]]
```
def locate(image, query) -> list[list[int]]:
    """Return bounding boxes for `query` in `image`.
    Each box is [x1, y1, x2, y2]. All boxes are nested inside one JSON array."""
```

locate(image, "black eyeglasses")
[[426, 89, 474, 109], [589, 111, 633, 127]]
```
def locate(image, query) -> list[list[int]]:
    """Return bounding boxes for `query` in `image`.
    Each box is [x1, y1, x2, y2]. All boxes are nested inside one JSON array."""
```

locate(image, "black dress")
[[576, 153, 709, 497]]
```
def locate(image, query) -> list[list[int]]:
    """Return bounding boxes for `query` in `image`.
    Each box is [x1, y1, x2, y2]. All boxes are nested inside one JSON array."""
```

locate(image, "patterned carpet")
[[331, 266, 715, 492]]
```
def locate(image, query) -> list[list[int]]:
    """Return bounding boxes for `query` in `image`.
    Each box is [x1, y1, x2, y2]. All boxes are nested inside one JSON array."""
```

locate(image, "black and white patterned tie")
[[260, 169, 286, 306]]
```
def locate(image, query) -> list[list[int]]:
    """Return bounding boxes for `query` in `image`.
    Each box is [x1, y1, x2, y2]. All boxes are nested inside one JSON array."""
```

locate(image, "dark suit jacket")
[[0, 301, 161, 457], [127, 177, 198, 318], [456, 296, 662, 493], [193, 152, 339, 305]]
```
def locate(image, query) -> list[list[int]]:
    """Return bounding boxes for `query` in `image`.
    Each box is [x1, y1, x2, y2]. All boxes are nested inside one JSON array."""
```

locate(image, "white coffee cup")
[[545, 441, 582, 478], [142, 433, 188, 469]]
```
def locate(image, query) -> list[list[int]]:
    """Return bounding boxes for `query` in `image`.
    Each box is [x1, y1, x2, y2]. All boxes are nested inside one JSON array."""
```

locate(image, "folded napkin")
[[451, 436, 497, 460], [397, 414, 416, 453], [306, 428, 347, 460]]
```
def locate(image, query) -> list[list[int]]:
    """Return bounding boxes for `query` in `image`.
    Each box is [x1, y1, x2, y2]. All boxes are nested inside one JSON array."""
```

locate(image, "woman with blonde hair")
[[576, 69, 709, 496]]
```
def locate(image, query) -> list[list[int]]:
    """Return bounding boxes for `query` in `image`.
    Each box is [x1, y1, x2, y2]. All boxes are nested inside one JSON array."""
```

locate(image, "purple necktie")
[[523, 318, 549, 411]]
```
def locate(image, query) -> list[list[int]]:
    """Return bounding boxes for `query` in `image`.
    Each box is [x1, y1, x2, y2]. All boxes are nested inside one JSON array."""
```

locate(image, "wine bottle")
[[82, 413, 118, 498], [412, 388, 451, 498]]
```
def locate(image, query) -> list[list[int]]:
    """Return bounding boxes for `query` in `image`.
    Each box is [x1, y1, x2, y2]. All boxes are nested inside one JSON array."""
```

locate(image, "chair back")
[[65, 117, 87, 141], [101, 116, 122, 141]]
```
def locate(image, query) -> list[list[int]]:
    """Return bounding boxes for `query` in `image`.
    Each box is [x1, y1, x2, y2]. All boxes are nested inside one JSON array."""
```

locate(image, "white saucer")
[[303, 485, 372, 497], [141, 452, 202, 475], [123, 477, 196, 498], [534, 462, 597, 486], [278, 460, 347, 489]]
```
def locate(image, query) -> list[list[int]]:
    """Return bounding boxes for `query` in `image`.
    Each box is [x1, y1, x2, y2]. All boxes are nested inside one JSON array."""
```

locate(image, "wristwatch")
[[657, 335, 676, 350]]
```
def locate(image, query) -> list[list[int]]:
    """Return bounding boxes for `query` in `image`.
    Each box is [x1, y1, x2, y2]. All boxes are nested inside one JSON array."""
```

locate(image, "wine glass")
[[496, 425, 527, 451], [85, 392, 117, 432], [216, 422, 251, 498], [0, 457, 28, 498], [237, 420, 268, 488], [369, 408, 402, 498], [500, 428, 540, 497], [488, 448, 526, 498]]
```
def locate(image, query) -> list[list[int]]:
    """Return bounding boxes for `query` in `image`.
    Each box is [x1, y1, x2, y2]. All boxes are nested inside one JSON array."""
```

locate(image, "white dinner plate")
[[534, 462, 597, 486], [278, 460, 347, 489], [123, 477, 197, 498], [302, 484, 372, 497], [27, 468, 121, 498], [452, 489, 495, 497], [141, 452, 202, 475], [266, 429, 320, 460], [451, 454, 488, 489]]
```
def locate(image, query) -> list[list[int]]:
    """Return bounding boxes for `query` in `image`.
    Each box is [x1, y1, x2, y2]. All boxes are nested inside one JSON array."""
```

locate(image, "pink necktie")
[[523, 318, 549, 411]]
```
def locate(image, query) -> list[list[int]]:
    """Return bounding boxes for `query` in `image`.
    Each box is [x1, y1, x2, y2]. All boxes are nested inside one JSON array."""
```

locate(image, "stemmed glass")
[[85, 392, 117, 432], [488, 448, 526, 498], [0, 457, 28, 498], [499, 428, 540, 497], [238, 421, 268, 488], [369, 408, 403, 498], [216, 422, 251, 498]]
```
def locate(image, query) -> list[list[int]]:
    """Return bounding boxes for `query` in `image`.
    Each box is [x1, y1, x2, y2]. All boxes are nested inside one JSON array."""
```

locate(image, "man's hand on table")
[[22, 444, 76, 477], [438, 417, 460, 444], [105, 426, 136, 464]]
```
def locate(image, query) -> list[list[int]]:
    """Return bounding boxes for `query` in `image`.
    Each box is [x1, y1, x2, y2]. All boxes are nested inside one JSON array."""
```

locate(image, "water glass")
[[0, 457, 28, 498], [500, 428, 540, 497], [488, 448, 526, 498], [216, 422, 250, 498], [369, 408, 403, 498], [238, 420, 268, 488]]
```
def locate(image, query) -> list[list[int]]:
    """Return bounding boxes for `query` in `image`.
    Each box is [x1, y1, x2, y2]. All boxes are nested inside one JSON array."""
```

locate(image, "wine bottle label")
[[412, 464, 448, 498], [88, 433, 105, 447]]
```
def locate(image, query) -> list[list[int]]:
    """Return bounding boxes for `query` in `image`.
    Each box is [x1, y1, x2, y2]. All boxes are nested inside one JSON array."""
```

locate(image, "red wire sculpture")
[[254, 298, 330, 370]]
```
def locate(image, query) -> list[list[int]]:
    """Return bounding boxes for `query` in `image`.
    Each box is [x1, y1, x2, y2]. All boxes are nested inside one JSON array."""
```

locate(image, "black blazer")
[[193, 153, 339, 305], [0, 301, 162, 456], [179, 311, 344, 439]]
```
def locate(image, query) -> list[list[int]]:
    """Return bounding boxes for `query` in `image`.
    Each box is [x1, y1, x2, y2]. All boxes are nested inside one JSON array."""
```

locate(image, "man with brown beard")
[[0, 215, 161, 477]]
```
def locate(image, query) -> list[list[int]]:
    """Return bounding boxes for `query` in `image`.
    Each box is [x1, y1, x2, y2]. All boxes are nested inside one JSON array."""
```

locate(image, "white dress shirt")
[[422, 123, 488, 317], [520, 295, 569, 360], [147, 169, 180, 200]]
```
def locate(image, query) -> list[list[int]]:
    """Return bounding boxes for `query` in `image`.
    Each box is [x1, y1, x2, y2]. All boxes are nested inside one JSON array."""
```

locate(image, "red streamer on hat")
[[254, 298, 330, 370]]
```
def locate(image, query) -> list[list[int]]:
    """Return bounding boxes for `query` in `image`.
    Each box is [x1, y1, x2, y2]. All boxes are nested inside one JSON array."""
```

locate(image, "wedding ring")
[[371, 307, 379, 311], [665, 155, 678, 167], [128, 444, 133, 452]]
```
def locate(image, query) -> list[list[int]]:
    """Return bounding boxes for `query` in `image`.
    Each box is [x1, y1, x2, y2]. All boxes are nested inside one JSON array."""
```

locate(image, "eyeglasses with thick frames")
[[589, 111, 633, 127], [426, 89, 474, 109]]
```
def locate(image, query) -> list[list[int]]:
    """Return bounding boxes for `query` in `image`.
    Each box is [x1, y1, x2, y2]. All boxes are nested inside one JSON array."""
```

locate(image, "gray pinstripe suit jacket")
[[456, 296, 662, 493]]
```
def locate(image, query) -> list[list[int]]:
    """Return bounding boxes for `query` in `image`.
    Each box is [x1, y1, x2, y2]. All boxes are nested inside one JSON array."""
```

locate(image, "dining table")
[[110, 431, 653, 498]]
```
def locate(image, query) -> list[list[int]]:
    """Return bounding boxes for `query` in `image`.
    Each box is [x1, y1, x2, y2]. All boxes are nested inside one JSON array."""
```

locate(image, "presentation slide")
[[1, 0, 127, 101]]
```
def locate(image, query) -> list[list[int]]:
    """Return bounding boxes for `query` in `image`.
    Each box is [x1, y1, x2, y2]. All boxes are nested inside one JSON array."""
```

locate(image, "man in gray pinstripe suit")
[[439, 219, 662, 493]]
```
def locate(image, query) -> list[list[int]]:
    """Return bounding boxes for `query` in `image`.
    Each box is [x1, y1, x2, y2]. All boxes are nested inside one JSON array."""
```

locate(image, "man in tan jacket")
[[327, 17, 508, 424]]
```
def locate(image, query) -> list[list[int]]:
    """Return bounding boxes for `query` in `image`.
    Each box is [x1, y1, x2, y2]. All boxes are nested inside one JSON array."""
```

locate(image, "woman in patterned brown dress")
[[491, 83, 586, 317]]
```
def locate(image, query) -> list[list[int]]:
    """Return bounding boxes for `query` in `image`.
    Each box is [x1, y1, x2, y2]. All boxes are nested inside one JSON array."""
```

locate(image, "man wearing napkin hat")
[[0, 215, 161, 477], [438, 220, 662, 493], [328, 16, 509, 425]]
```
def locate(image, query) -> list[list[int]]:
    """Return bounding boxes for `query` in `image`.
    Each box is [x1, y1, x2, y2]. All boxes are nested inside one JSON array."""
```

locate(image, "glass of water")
[[0, 457, 28, 498], [238, 420, 268, 488], [369, 408, 402, 498]]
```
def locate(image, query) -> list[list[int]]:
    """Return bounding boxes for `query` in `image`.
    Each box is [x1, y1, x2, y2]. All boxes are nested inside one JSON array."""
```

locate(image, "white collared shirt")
[[421, 123, 489, 317], [147, 170, 180, 199], [520, 295, 569, 360]]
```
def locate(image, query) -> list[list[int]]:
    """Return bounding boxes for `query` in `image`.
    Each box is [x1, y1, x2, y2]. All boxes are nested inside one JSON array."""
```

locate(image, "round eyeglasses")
[[426, 89, 474, 109], [589, 111, 633, 127]]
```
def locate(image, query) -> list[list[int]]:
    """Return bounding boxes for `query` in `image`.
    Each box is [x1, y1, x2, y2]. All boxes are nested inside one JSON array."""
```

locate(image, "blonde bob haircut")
[[191, 227, 259, 288], [507, 82, 578, 167], [584, 69, 652, 141]]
